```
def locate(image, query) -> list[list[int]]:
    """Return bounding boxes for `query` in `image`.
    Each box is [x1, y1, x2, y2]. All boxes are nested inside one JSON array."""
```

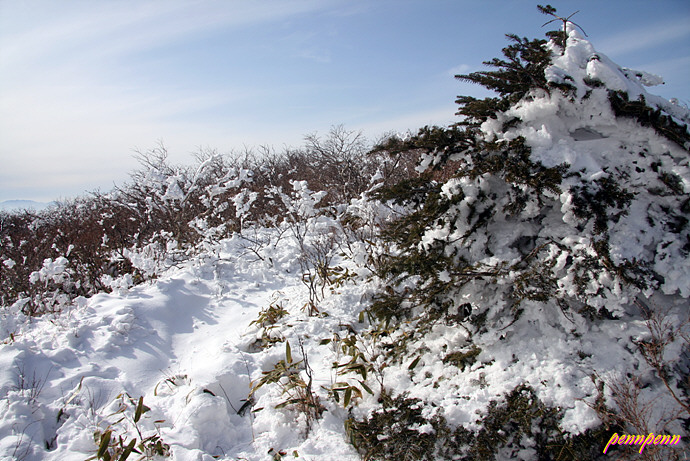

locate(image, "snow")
[[2, 259, 15, 269], [29, 257, 70, 285], [478, 26, 690, 304], [0, 225, 367, 460], [1, 26, 689, 460]]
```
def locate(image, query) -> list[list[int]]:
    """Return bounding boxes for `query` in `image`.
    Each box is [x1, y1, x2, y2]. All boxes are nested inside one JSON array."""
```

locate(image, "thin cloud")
[[296, 49, 332, 63], [635, 55, 690, 76], [356, 106, 458, 137], [0, 0, 351, 201], [597, 18, 690, 56], [0, 1, 339, 75], [445, 64, 473, 77], [2, 1, 688, 202]]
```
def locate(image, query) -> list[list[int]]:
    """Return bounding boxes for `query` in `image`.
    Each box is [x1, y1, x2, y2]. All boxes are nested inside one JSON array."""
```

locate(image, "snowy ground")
[[4, 218, 685, 460], [0, 228, 370, 460]]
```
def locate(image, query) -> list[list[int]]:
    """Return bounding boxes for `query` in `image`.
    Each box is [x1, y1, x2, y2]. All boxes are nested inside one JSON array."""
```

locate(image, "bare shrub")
[[297, 226, 338, 315], [302, 125, 374, 203], [634, 301, 690, 415], [112, 143, 213, 247], [1, 200, 113, 315], [1, 126, 414, 317], [588, 301, 689, 461]]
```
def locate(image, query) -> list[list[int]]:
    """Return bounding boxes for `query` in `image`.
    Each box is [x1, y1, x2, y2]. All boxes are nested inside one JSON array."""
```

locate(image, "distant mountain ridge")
[[0, 200, 53, 212]]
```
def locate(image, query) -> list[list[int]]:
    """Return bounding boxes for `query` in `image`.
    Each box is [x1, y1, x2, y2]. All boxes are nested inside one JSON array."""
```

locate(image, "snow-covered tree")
[[357, 8, 690, 459]]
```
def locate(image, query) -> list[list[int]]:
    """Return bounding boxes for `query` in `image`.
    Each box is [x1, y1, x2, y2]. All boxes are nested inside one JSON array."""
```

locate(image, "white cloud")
[[0, 1, 336, 63], [2, 1, 687, 202]]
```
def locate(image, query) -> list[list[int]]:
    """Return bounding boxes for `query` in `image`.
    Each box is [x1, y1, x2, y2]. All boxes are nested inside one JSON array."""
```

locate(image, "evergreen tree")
[[370, 7, 689, 329], [356, 8, 690, 458], [455, 34, 551, 127]]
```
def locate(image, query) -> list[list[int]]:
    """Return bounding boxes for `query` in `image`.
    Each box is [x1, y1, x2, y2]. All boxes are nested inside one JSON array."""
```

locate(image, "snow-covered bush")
[[347, 384, 616, 461], [111, 143, 224, 247], [0, 200, 113, 315], [0, 129, 413, 317]]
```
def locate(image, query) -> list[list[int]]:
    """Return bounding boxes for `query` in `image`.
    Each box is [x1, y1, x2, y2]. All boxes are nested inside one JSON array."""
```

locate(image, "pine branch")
[[537, 4, 587, 52]]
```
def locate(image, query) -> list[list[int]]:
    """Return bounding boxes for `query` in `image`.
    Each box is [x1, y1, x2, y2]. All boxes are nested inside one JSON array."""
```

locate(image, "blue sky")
[[1, 0, 689, 202]]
